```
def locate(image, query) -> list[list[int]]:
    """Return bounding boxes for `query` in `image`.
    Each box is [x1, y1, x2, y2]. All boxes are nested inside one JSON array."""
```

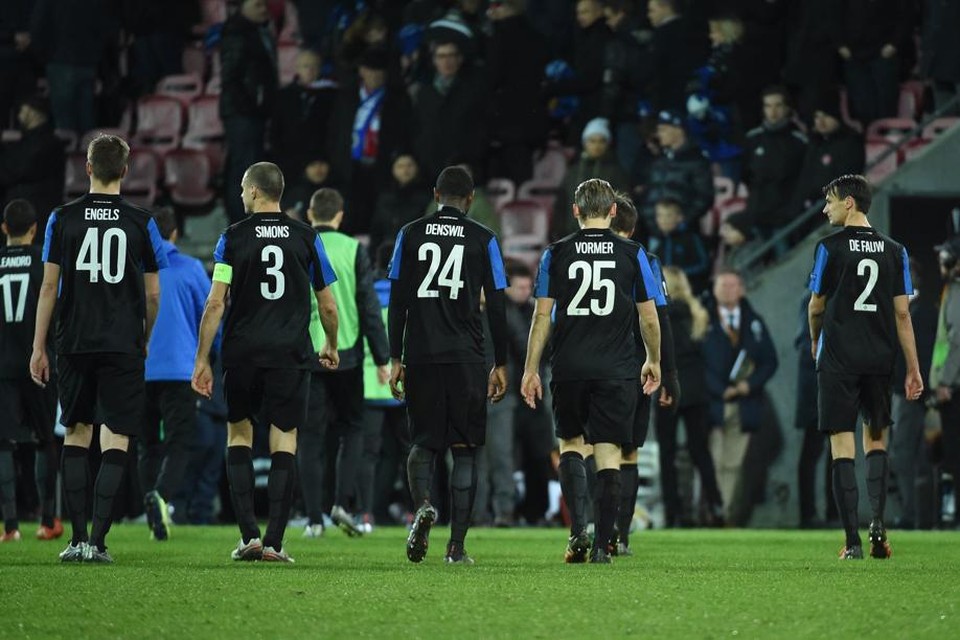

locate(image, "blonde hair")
[[663, 266, 708, 341]]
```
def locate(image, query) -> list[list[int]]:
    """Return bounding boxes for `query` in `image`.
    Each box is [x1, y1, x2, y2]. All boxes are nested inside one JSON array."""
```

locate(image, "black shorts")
[[817, 369, 892, 434], [224, 366, 310, 432], [58, 353, 145, 436], [626, 383, 652, 451], [0, 377, 58, 443], [551, 378, 637, 446], [405, 362, 487, 449]]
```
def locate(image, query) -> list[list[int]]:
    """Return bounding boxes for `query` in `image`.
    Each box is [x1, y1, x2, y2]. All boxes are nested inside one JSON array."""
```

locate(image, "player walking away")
[[608, 192, 677, 555], [139, 208, 212, 541], [300, 188, 390, 538], [31, 134, 169, 563], [0, 200, 60, 543], [522, 178, 662, 564], [388, 166, 509, 564], [808, 174, 923, 560], [192, 162, 339, 564]]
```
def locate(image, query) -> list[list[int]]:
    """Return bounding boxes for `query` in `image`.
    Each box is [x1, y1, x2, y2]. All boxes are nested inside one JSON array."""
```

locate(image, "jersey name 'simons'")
[[255, 225, 290, 239], [575, 241, 614, 254], [849, 239, 885, 253], [425, 223, 465, 238], [0, 255, 31, 269], [85, 208, 120, 221]]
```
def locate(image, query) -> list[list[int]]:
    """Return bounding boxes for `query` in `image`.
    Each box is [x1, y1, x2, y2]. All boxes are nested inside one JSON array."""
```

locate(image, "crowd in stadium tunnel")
[[0, 0, 959, 540]]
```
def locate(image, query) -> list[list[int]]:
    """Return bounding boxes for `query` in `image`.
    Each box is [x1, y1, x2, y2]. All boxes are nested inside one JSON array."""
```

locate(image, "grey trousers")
[[474, 392, 518, 523], [890, 394, 931, 524]]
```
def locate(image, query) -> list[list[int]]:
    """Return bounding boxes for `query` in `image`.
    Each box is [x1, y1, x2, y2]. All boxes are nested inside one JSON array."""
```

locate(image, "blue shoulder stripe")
[[809, 243, 829, 294], [534, 248, 552, 298]]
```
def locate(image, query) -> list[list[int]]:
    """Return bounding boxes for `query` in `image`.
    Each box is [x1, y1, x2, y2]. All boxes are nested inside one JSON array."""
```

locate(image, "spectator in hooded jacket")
[[369, 153, 432, 256], [648, 198, 710, 294]]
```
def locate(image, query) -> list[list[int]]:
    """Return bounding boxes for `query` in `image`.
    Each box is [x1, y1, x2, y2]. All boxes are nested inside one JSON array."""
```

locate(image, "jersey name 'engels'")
[[255, 226, 290, 238], [0, 255, 31, 268], [575, 241, 614, 254], [425, 223, 465, 237], [84, 208, 120, 221], [849, 239, 885, 253]]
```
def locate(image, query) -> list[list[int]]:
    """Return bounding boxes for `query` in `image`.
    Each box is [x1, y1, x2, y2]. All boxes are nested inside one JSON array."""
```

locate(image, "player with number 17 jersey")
[[808, 226, 911, 375], [43, 193, 168, 355], [213, 214, 337, 369]]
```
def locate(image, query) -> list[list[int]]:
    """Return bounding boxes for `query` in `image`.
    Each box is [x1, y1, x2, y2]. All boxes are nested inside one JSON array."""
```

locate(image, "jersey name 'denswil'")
[[425, 223, 465, 237]]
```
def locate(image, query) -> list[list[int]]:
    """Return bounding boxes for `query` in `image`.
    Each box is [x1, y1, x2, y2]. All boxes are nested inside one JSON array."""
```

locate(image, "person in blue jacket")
[[139, 208, 211, 541]]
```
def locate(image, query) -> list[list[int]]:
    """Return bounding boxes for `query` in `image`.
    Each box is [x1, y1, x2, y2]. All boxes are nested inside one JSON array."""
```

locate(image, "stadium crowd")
[[1, 0, 959, 542]]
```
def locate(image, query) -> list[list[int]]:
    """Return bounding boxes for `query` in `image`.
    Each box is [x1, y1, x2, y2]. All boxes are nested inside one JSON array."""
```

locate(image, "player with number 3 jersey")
[[808, 174, 923, 561]]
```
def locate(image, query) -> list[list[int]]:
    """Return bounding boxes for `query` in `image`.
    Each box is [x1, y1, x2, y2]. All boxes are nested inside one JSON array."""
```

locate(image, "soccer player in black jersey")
[[388, 166, 509, 564], [0, 200, 60, 543], [192, 162, 339, 563], [31, 134, 169, 563], [522, 178, 662, 564], [808, 174, 923, 560]]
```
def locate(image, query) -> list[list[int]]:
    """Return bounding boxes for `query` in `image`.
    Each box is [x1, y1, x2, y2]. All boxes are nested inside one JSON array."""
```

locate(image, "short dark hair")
[[822, 174, 872, 214], [761, 84, 791, 105], [244, 162, 285, 202], [435, 166, 474, 198], [2, 199, 37, 237], [87, 134, 130, 183], [714, 266, 743, 281], [611, 191, 638, 235], [655, 197, 683, 213], [574, 178, 615, 220], [152, 207, 177, 240], [309, 188, 344, 222], [505, 259, 533, 281]]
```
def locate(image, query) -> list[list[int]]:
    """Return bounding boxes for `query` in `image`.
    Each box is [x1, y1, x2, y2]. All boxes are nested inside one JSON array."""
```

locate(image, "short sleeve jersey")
[[213, 213, 336, 369], [388, 206, 507, 364], [808, 226, 912, 375], [0, 245, 44, 377], [42, 193, 168, 355], [534, 228, 664, 381]]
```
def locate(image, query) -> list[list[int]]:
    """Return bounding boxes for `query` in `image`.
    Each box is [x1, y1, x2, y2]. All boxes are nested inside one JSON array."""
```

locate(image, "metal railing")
[[731, 93, 960, 276]]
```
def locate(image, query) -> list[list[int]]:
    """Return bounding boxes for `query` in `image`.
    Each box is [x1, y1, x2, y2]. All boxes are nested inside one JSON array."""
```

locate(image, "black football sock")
[[36, 441, 58, 528], [865, 450, 889, 523], [558, 451, 589, 535], [335, 428, 363, 510], [616, 464, 639, 548], [407, 445, 437, 508], [89, 449, 128, 551], [585, 454, 597, 526], [593, 469, 621, 554], [450, 447, 479, 545], [61, 445, 90, 544], [226, 446, 260, 543], [0, 444, 17, 533], [297, 427, 326, 526], [263, 452, 296, 551], [832, 458, 860, 548]]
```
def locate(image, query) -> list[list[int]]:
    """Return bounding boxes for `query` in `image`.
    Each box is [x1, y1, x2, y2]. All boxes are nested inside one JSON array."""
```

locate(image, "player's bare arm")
[[192, 280, 228, 399], [521, 296, 554, 408], [485, 286, 510, 403], [808, 292, 826, 361], [29, 262, 60, 388], [315, 286, 339, 369], [637, 298, 661, 395], [893, 294, 923, 400]]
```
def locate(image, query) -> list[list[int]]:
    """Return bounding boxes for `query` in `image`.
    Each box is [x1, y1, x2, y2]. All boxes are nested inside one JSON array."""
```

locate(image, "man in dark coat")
[[921, 0, 960, 113], [638, 0, 709, 112], [0, 96, 65, 236], [0, 0, 35, 127], [327, 47, 412, 235], [219, 0, 278, 222], [412, 38, 486, 183], [701, 268, 778, 525], [486, 0, 548, 185]]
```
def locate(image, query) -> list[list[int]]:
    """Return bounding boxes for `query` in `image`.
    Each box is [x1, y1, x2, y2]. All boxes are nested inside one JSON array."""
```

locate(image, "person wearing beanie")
[[553, 117, 629, 239]]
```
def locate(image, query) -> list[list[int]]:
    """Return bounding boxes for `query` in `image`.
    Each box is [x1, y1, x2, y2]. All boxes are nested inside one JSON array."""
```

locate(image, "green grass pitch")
[[1, 525, 957, 638]]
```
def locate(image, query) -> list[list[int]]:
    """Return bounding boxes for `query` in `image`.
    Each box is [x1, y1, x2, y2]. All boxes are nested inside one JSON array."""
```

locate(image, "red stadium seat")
[[54, 129, 78, 153], [517, 179, 559, 219], [64, 153, 88, 199], [865, 141, 899, 184], [901, 138, 930, 163], [485, 178, 515, 213], [499, 200, 550, 248], [200, 0, 227, 27], [122, 150, 159, 207], [532, 146, 568, 186], [702, 197, 746, 237], [1, 129, 21, 143], [156, 73, 204, 107], [205, 75, 221, 95], [713, 175, 735, 205], [183, 96, 225, 173], [182, 46, 207, 78], [278, 44, 300, 85], [278, 1, 301, 45], [921, 117, 960, 141], [164, 149, 215, 208], [134, 95, 183, 154], [865, 117, 917, 143]]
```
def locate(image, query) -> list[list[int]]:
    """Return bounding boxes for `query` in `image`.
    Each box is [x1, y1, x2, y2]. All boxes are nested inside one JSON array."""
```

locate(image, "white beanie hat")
[[581, 117, 611, 144]]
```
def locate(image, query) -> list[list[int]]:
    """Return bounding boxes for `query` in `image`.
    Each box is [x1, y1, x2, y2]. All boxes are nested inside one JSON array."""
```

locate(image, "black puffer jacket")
[[742, 120, 807, 231], [412, 71, 487, 181], [0, 122, 65, 232], [668, 300, 708, 408], [601, 18, 647, 124], [218, 14, 278, 120], [639, 141, 714, 226], [784, 125, 864, 218]]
